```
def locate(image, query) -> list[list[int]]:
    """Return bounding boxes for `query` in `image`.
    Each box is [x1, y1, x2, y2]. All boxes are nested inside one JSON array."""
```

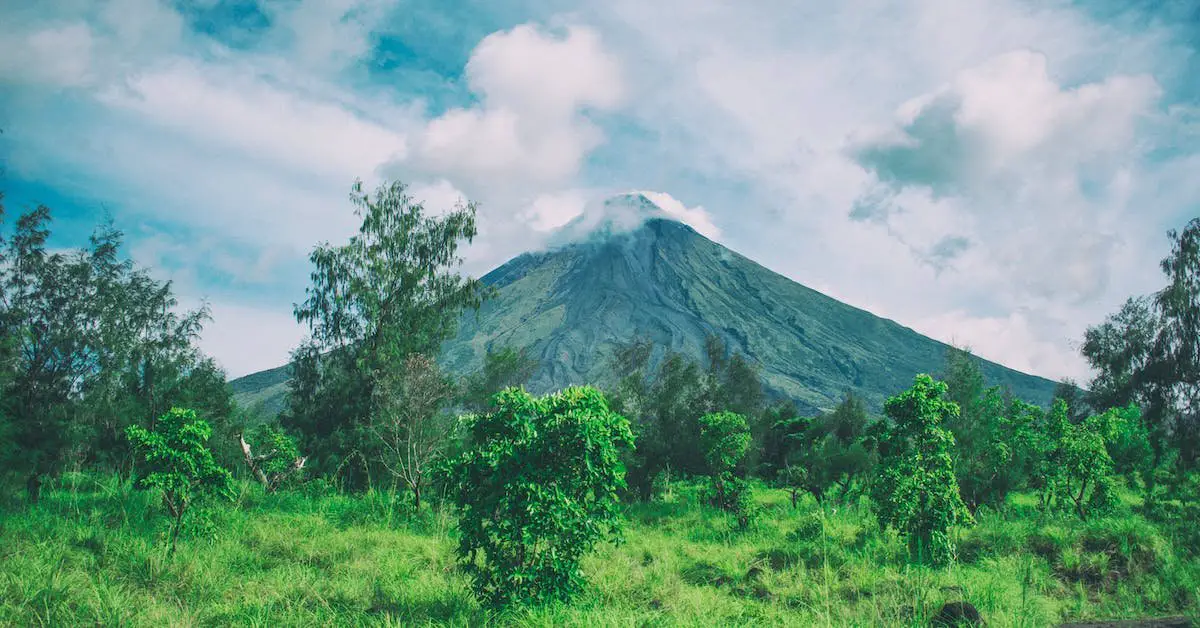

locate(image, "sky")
[[0, 0, 1197, 382]]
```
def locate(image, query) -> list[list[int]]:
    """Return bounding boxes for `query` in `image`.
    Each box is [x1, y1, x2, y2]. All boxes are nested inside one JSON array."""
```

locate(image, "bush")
[[448, 386, 634, 608], [126, 407, 234, 555], [870, 375, 974, 565], [699, 411, 753, 525]]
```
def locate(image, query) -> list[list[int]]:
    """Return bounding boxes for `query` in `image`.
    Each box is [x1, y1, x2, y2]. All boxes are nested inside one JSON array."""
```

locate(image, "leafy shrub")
[[698, 411, 752, 525], [448, 386, 634, 608], [1038, 401, 1119, 520], [126, 407, 234, 555], [870, 374, 974, 565]]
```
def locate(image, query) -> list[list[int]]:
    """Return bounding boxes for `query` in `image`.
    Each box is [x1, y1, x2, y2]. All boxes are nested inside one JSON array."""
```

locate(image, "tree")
[[1037, 400, 1119, 520], [870, 374, 974, 565], [0, 205, 219, 499], [788, 393, 874, 505], [1082, 218, 1200, 472], [126, 407, 234, 555], [1053, 378, 1092, 424], [759, 399, 807, 479], [282, 180, 492, 487], [1148, 218, 1200, 468], [448, 386, 633, 608], [460, 345, 538, 413], [699, 411, 752, 522], [369, 353, 455, 511], [941, 348, 1035, 511], [239, 425, 306, 493]]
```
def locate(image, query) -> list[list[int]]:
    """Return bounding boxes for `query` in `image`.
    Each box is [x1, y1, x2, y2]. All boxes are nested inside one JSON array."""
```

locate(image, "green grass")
[[1, 474, 1197, 627]]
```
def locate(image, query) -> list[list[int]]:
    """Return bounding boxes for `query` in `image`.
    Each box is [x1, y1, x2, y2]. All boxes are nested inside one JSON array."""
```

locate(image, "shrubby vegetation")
[[1, 182, 1199, 625]]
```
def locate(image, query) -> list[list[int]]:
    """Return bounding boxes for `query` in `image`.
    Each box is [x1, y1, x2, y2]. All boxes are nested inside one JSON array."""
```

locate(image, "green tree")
[[282, 180, 491, 488], [699, 411, 752, 520], [1082, 218, 1200, 473], [787, 393, 873, 505], [0, 205, 221, 499], [870, 374, 974, 565], [126, 407, 235, 555], [759, 398, 807, 479], [940, 348, 1038, 511], [1037, 400, 1119, 520], [448, 386, 633, 608]]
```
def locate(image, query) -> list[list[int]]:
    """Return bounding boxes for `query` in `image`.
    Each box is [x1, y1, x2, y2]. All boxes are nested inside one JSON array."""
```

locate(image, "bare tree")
[[370, 353, 455, 511]]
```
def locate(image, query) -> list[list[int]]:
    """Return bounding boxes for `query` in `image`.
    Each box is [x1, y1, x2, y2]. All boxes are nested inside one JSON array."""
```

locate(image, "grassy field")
[[1, 474, 1196, 627]]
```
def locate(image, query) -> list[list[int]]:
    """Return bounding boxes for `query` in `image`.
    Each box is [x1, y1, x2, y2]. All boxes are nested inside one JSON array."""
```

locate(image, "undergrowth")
[[0, 473, 1197, 627]]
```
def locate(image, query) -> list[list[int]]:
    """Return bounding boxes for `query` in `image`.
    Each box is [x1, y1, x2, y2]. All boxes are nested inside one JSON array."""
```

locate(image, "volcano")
[[231, 193, 1058, 415]]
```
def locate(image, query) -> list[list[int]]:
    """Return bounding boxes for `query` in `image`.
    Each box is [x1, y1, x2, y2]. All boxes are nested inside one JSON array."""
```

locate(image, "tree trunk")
[[413, 482, 422, 512], [169, 506, 185, 557]]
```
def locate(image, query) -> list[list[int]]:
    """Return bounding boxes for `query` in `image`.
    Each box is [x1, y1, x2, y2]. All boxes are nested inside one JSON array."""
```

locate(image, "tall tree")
[[0, 204, 222, 499], [282, 180, 491, 487], [1082, 218, 1200, 470]]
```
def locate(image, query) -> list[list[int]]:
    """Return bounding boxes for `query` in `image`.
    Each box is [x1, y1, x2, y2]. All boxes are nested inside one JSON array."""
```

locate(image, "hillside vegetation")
[[2, 181, 1198, 626]]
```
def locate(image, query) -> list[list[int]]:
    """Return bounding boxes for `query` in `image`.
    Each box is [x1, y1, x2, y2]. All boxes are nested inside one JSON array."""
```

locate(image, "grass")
[[1, 474, 1197, 627]]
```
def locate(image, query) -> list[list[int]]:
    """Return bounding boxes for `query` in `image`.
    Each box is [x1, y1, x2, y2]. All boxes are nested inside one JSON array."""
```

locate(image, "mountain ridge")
[[231, 212, 1059, 416]]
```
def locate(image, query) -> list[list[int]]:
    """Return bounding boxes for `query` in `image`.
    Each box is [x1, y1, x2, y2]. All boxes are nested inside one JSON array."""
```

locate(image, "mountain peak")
[[546, 190, 720, 248]]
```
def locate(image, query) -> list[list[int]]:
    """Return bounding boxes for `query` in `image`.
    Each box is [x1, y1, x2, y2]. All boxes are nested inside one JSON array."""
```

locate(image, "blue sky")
[[1, 0, 1197, 381]]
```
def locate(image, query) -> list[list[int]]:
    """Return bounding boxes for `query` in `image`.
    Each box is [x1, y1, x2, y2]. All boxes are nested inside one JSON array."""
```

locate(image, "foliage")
[[239, 424, 305, 493], [369, 353, 455, 511], [940, 348, 1036, 511], [1037, 401, 1145, 520], [785, 393, 874, 505], [459, 345, 538, 413], [126, 407, 234, 554], [870, 374, 974, 565], [0, 203, 227, 500], [698, 411, 753, 522], [1083, 218, 1200, 471], [282, 180, 492, 488], [447, 386, 634, 608]]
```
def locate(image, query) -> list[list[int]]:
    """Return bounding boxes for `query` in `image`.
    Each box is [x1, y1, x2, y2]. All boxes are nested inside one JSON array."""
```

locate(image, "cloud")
[[523, 190, 588, 231], [545, 190, 722, 246], [637, 191, 721, 240], [851, 50, 1162, 198], [97, 59, 410, 184], [402, 24, 625, 194], [3, 0, 1198, 388]]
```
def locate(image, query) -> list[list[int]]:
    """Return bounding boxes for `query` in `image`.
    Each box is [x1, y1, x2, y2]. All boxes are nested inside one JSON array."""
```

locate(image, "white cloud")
[[523, 190, 588, 231], [590, 0, 1197, 382], [98, 59, 409, 184], [637, 191, 721, 240], [4, 0, 1198, 388], [404, 24, 624, 193], [261, 0, 394, 74]]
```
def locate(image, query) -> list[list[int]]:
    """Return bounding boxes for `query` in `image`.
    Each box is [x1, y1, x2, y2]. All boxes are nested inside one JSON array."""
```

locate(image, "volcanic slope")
[[231, 194, 1058, 415]]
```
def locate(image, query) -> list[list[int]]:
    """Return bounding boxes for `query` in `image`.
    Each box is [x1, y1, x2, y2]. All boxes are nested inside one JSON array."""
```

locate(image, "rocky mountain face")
[[231, 193, 1058, 416]]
